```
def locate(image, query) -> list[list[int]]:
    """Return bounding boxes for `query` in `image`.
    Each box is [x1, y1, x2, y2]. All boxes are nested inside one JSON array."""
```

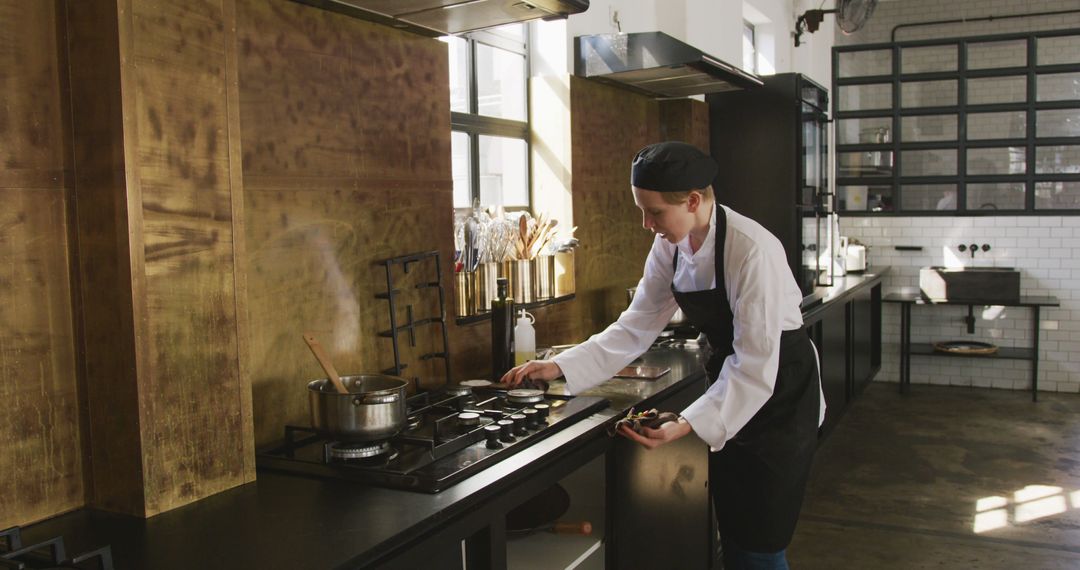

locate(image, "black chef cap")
[[631, 141, 718, 193]]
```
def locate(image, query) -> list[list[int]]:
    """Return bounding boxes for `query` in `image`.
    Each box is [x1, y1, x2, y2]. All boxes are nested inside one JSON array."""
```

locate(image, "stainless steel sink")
[[918, 266, 1021, 304]]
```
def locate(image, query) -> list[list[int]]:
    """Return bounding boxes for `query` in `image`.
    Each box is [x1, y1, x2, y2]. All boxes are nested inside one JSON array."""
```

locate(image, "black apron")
[[671, 205, 819, 553]]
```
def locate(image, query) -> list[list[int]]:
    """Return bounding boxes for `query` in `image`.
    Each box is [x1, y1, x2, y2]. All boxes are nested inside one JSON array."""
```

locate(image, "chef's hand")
[[501, 360, 563, 387], [618, 417, 693, 449]]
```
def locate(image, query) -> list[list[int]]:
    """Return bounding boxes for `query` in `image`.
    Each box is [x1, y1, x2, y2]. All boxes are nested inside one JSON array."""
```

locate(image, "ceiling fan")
[[794, 0, 878, 47]]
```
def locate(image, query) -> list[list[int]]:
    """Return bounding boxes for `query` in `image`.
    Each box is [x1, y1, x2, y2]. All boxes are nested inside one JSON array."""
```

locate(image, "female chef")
[[501, 141, 824, 569]]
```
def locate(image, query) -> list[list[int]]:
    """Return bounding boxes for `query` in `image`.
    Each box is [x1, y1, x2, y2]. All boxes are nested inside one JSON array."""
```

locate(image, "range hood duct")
[[293, 0, 589, 37], [575, 32, 763, 98]]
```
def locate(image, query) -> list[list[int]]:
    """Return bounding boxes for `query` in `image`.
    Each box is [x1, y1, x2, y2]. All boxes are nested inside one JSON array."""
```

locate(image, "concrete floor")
[[788, 383, 1080, 569]]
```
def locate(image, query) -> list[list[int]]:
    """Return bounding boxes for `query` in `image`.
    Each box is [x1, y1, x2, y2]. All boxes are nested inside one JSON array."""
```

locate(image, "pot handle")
[[353, 393, 401, 406]]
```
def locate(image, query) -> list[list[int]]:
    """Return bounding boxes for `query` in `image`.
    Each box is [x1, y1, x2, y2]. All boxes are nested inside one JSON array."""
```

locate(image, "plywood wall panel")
[[237, 0, 454, 446], [0, 0, 84, 528], [129, 0, 253, 515]]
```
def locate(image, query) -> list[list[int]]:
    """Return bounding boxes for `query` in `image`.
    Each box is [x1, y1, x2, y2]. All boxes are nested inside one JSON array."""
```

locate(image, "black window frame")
[[833, 28, 1080, 216], [450, 26, 532, 211]]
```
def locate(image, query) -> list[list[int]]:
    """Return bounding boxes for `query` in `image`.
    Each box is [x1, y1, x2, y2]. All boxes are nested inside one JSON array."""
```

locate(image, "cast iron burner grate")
[[0, 526, 113, 570]]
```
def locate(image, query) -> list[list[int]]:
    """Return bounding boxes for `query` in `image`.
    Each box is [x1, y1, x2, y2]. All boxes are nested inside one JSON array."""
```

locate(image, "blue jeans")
[[721, 536, 790, 570]]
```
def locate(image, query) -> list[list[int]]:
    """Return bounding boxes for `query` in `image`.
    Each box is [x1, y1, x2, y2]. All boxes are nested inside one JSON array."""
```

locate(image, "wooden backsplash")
[[0, 0, 84, 529], [0, 0, 708, 526]]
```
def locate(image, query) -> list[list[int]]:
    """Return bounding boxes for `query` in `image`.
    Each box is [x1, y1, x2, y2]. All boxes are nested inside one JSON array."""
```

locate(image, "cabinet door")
[[850, 287, 874, 394], [815, 304, 848, 434], [609, 376, 713, 569]]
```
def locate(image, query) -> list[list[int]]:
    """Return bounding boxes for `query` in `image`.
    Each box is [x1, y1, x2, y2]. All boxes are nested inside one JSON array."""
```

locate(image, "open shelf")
[[506, 454, 605, 570], [909, 344, 1035, 360], [456, 294, 575, 326]]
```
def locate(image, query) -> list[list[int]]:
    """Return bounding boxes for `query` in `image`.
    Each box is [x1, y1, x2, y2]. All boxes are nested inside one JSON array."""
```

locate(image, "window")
[[445, 24, 530, 209], [833, 28, 1080, 214], [743, 21, 757, 74]]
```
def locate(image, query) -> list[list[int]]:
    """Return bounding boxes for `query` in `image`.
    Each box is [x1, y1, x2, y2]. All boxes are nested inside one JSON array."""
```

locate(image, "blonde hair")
[[660, 186, 714, 205]]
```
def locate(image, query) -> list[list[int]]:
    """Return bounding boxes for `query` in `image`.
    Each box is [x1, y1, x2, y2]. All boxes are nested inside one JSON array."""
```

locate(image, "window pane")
[[1035, 181, 1080, 209], [900, 149, 956, 176], [838, 84, 892, 111], [968, 40, 1027, 69], [489, 22, 524, 43], [838, 49, 891, 78], [967, 183, 1025, 210], [476, 44, 526, 120], [1036, 109, 1080, 138], [839, 185, 895, 211], [901, 184, 957, 211], [479, 135, 527, 207], [452, 131, 472, 208], [967, 147, 1026, 175], [967, 111, 1026, 140], [901, 80, 957, 107], [1036, 145, 1080, 174], [1037, 35, 1080, 66], [901, 114, 957, 142], [742, 22, 756, 73], [968, 76, 1026, 105], [838, 151, 892, 177], [901, 45, 957, 74], [445, 36, 470, 113], [1036, 72, 1080, 102], [837, 117, 892, 145]]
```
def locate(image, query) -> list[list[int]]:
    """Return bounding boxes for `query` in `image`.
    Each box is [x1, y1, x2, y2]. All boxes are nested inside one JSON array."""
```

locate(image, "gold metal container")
[[474, 262, 500, 313], [554, 250, 575, 297], [455, 272, 474, 317], [531, 255, 555, 301], [511, 259, 534, 304]]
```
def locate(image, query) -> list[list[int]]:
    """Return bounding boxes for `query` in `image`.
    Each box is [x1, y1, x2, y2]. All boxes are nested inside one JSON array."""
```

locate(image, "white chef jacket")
[[552, 204, 826, 451]]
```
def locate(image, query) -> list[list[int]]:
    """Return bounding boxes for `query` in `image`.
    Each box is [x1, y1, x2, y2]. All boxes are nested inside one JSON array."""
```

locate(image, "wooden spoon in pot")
[[302, 332, 350, 394]]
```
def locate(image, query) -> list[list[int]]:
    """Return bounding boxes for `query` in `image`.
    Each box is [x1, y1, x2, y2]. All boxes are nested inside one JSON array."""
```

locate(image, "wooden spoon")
[[302, 332, 349, 394]]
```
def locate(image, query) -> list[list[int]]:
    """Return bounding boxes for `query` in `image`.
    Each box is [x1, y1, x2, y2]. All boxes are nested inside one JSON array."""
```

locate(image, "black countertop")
[[24, 273, 887, 568], [23, 348, 709, 570]]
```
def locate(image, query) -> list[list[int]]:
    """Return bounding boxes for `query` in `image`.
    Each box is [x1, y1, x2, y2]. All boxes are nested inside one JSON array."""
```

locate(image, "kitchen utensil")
[[302, 333, 349, 394], [506, 388, 545, 404], [307, 374, 409, 442]]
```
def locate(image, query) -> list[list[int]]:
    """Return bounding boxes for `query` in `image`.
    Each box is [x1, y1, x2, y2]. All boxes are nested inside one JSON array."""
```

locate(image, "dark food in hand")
[[608, 408, 680, 436]]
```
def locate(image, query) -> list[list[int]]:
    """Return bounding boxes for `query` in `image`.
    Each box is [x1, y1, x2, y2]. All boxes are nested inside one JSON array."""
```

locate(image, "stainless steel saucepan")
[[308, 374, 409, 442]]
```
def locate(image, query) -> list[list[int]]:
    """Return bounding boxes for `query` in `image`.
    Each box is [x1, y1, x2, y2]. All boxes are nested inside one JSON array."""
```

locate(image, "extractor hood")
[[293, 0, 589, 37], [575, 32, 763, 98]]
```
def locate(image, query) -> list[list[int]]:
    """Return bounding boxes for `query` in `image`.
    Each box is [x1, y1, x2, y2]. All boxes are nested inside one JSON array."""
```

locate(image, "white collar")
[[676, 203, 716, 261]]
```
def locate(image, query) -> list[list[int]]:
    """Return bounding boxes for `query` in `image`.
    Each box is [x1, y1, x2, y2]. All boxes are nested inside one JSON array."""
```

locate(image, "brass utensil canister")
[[531, 255, 555, 301]]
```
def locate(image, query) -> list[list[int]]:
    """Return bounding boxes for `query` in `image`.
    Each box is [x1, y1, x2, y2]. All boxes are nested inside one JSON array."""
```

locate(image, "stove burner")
[[443, 384, 473, 398], [457, 412, 480, 426], [327, 441, 395, 460], [459, 379, 492, 388], [507, 388, 545, 404]]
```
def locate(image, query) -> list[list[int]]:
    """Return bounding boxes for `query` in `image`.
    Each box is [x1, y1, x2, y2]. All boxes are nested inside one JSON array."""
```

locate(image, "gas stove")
[[0, 526, 113, 570], [256, 386, 608, 493]]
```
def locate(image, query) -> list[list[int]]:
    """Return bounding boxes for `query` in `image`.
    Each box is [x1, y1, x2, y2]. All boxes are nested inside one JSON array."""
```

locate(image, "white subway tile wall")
[[828, 0, 1080, 394], [837, 216, 1080, 394]]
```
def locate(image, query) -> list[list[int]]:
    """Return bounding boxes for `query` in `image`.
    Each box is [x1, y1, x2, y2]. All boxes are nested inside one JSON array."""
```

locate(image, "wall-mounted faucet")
[[958, 243, 991, 259]]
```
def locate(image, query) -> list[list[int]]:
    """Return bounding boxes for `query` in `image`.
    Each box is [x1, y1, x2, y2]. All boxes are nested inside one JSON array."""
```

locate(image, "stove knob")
[[484, 424, 503, 449], [510, 414, 527, 436], [497, 419, 516, 442], [522, 408, 539, 429], [533, 403, 550, 419]]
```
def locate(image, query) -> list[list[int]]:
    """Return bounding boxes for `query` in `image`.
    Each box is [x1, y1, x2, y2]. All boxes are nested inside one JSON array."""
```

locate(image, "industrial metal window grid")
[[833, 28, 1080, 215]]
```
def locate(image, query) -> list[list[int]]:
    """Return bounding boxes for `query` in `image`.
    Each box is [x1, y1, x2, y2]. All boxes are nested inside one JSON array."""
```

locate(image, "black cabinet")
[[708, 73, 830, 295], [609, 375, 713, 569], [805, 278, 884, 438]]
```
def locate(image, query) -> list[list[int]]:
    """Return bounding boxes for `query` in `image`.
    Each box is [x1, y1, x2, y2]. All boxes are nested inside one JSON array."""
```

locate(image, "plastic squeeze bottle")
[[514, 310, 536, 366]]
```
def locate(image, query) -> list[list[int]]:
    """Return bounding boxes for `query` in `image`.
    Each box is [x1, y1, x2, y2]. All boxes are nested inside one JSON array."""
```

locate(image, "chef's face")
[[633, 187, 699, 244]]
